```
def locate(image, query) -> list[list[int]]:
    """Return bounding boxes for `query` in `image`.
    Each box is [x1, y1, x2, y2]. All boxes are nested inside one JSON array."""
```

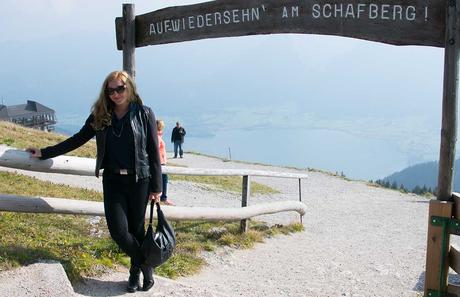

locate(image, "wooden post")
[[424, 200, 453, 296], [437, 0, 460, 201], [298, 178, 303, 224], [240, 175, 250, 233], [122, 4, 136, 79]]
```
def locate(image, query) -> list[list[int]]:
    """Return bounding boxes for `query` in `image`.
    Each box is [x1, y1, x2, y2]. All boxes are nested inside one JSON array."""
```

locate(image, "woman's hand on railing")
[[26, 147, 42, 158]]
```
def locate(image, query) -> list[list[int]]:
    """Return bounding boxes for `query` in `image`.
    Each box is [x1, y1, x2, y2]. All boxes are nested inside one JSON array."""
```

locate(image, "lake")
[[184, 127, 427, 181], [56, 114, 441, 181]]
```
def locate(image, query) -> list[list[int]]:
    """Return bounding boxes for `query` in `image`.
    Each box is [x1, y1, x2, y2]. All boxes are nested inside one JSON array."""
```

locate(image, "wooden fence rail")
[[0, 145, 309, 179], [0, 145, 308, 230], [0, 194, 307, 221]]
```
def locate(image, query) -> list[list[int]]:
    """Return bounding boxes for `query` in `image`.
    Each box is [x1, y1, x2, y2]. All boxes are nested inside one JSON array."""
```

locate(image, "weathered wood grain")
[[0, 145, 309, 179], [122, 4, 136, 79], [116, 0, 446, 49], [424, 200, 453, 295], [437, 0, 460, 201], [0, 194, 307, 220]]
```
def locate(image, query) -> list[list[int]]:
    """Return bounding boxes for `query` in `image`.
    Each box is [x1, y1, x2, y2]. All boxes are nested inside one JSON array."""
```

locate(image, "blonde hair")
[[91, 70, 143, 130], [156, 119, 165, 131]]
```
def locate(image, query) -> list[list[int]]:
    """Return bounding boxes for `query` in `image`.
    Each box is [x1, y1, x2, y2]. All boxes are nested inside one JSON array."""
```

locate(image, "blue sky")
[[0, 0, 449, 179]]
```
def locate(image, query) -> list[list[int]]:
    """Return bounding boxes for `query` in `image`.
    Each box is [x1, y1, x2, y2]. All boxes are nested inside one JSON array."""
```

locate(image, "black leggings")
[[102, 173, 149, 266]]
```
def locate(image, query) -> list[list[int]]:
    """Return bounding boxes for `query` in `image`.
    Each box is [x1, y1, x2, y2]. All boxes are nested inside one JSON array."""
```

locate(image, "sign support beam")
[[122, 4, 136, 79], [437, 0, 460, 201]]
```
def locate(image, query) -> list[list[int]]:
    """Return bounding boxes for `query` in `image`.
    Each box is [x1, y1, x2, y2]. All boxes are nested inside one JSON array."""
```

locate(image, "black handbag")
[[140, 201, 176, 268]]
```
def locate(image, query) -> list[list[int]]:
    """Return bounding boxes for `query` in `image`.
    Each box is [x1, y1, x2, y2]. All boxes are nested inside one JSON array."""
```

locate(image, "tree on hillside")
[[399, 184, 407, 193], [412, 185, 422, 195]]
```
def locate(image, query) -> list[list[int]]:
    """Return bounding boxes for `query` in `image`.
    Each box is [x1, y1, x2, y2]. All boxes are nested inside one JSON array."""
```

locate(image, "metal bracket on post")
[[429, 215, 460, 297], [426, 289, 457, 297], [431, 216, 460, 235]]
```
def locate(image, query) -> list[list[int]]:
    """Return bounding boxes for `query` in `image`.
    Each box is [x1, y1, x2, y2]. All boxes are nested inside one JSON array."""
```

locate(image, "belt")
[[105, 168, 135, 175]]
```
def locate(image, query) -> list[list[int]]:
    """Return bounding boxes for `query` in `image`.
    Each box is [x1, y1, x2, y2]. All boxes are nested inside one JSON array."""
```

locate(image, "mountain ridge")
[[382, 158, 460, 192]]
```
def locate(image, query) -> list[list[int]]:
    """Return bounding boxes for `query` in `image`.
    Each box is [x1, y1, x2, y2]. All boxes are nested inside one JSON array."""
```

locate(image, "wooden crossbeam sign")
[[115, 0, 446, 49]]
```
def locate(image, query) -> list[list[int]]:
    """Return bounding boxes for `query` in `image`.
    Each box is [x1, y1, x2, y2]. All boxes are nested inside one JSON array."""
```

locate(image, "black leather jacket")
[[40, 103, 162, 193]]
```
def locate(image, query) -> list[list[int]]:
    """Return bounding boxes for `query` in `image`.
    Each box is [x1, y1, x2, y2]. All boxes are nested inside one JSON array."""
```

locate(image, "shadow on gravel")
[[73, 278, 126, 297], [414, 272, 424, 291], [414, 272, 460, 292]]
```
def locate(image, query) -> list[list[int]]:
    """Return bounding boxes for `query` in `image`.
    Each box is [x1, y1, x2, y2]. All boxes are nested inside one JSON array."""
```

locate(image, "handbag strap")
[[148, 201, 161, 226]]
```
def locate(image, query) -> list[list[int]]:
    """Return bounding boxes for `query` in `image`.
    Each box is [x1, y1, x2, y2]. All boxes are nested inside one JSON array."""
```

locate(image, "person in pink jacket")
[[157, 120, 174, 205]]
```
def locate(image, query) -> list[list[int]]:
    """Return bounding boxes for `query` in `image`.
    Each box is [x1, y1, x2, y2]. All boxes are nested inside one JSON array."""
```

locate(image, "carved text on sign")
[[116, 0, 445, 48]]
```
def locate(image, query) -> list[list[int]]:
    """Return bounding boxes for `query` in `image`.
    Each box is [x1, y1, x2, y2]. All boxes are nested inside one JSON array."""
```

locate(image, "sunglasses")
[[106, 85, 126, 96]]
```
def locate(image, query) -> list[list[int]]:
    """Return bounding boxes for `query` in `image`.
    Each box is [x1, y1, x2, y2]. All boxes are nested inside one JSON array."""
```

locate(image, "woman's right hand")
[[26, 147, 42, 158]]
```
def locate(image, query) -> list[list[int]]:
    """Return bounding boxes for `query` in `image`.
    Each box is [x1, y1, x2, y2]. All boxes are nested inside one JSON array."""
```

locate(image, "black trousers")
[[102, 173, 149, 266]]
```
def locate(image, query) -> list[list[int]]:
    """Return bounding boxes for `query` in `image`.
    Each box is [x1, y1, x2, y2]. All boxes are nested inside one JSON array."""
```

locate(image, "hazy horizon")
[[1, 0, 451, 181]]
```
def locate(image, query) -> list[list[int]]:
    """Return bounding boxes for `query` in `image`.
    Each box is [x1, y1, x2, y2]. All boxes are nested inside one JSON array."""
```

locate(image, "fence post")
[[240, 175, 250, 233], [298, 178, 303, 224], [424, 200, 453, 296]]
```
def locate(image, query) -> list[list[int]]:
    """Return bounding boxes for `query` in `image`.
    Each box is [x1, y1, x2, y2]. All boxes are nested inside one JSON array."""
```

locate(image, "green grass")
[[170, 175, 279, 195], [0, 121, 96, 158], [0, 171, 102, 201], [0, 172, 303, 282], [0, 121, 278, 195], [157, 220, 304, 278], [0, 121, 300, 281]]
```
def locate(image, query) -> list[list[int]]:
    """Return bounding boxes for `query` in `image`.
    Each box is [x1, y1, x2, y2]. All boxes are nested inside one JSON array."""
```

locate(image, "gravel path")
[[0, 152, 433, 296]]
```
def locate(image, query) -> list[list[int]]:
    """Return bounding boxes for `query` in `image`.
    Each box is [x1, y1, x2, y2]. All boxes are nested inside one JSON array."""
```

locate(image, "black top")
[[102, 112, 135, 170], [39, 103, 163, 193], [171, 126, 186, 143]]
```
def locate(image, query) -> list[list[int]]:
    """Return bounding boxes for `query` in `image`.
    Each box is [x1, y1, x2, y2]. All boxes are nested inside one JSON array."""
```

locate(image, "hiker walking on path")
[[171, 121, 186, 158], [27, 70, 162, 293]]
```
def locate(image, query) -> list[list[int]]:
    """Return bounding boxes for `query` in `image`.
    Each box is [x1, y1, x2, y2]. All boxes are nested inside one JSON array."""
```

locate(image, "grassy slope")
[[0, 121, 301, 281], [0, 121, 277, 195]]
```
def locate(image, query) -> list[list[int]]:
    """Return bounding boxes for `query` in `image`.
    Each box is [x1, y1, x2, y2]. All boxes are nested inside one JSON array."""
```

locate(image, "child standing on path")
[[157, 120, 174, 206]]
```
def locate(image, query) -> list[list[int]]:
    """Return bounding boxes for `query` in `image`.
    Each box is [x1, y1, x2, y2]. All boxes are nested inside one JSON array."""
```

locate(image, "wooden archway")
[[115, 2, 459, 295]]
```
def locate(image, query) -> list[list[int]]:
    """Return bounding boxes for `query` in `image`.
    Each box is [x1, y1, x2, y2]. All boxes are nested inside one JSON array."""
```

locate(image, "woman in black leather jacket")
[[27, 70, 162, 293]]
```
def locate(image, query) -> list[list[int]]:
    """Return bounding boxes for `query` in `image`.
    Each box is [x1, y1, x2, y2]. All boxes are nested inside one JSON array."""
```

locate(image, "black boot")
[[140, 264, 154, 291], [127, 265, 141, 293]]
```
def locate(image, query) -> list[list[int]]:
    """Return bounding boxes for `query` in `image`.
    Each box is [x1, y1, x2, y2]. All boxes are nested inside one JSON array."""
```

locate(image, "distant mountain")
[[382, 159, 460, 192]]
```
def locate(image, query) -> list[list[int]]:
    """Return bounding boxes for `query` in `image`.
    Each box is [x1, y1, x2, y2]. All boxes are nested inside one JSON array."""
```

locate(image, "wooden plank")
[[122, 4, 136, 79], [115, 17, 123, 51], [0, 145, 309, 179], [453, 192, 460, 219], [0, 145, 96, 176], [448, 283, 460, 296], [240, 175, 250, 232], [449, 245, 460, 275], [424, 200, 453, 295], [115, 0, 445, 49], [0, 194, 307, 220], [437, 0, 460, 201]]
